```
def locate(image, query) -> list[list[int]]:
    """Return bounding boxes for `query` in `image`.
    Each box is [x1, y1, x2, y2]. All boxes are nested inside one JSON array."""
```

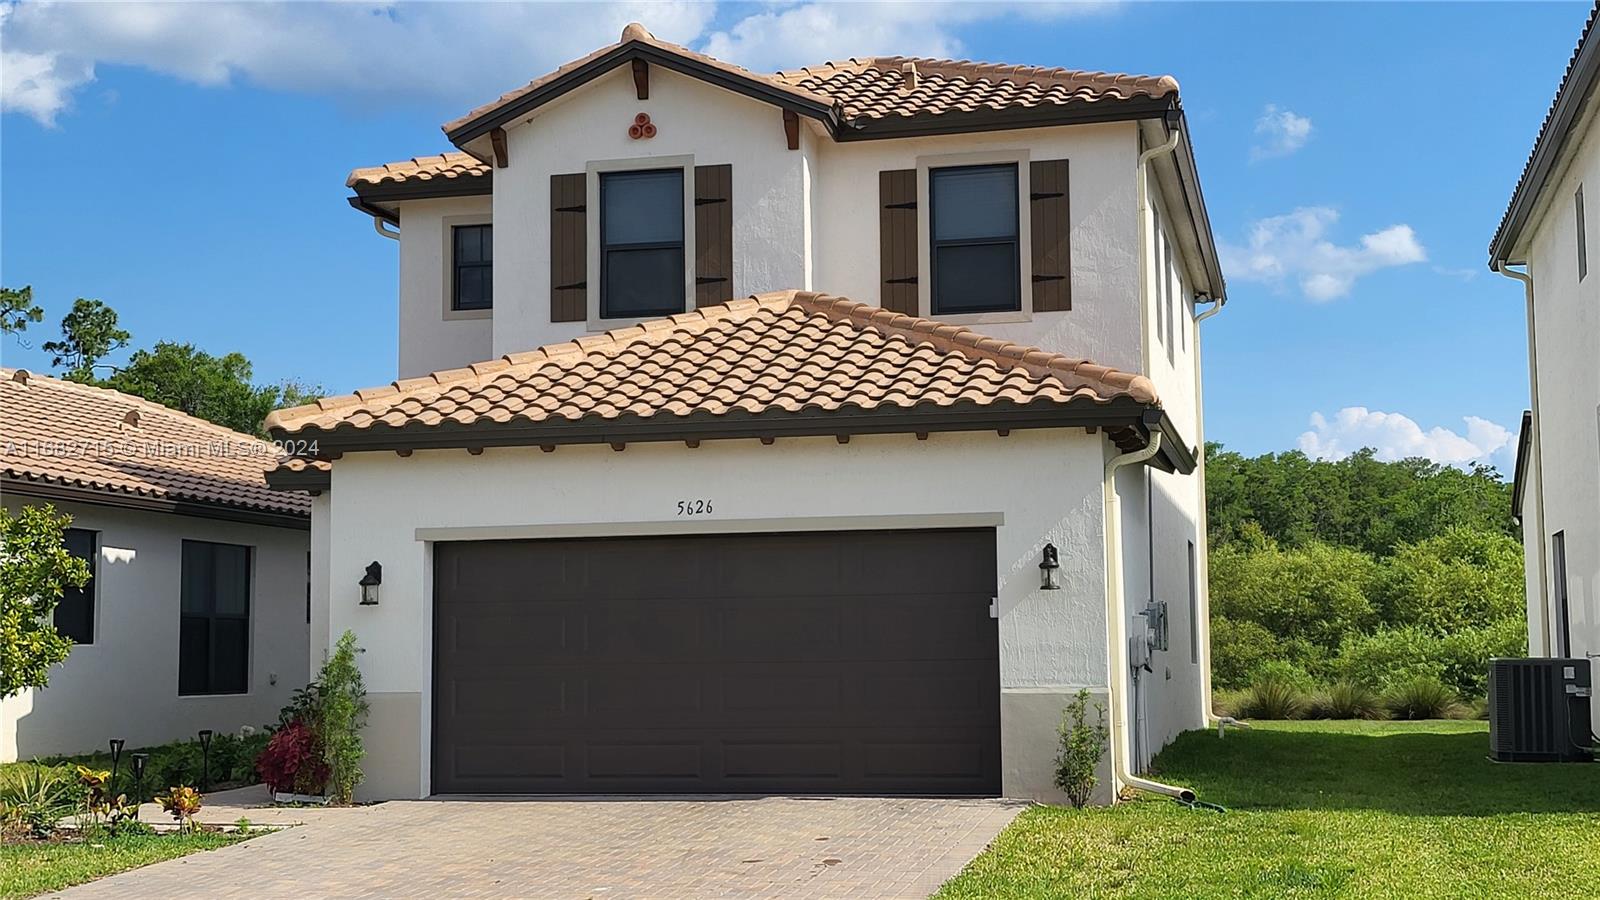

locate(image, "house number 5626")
[[676, 499, 714, 516]]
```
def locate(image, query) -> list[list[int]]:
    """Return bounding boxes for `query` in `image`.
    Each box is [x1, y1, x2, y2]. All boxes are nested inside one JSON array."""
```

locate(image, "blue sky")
[[0, 1, 1587, 473]]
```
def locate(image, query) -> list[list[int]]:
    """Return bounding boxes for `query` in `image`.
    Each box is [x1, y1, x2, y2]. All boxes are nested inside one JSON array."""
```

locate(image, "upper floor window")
[[601, 169, 684, 319], [179, 540, 251, 696], [930, 164, 1020, 315], [53, 528, 97, 645], [1576, 185, 1587, 281], [452, 224, 493, 311]]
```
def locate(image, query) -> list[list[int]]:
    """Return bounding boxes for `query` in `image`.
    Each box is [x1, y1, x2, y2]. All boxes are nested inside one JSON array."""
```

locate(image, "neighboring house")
[[1, 369, 310, 761], [268, 24, 1227, 803], [1494, 4, 1600, 718]]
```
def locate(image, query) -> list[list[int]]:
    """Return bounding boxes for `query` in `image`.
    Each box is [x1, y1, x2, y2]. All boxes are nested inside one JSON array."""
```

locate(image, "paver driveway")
[[48, 796, 1025, 899]]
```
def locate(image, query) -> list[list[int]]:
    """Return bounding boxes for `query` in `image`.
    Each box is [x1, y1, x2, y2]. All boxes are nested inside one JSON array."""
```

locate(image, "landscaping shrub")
[[0, 763, 75, 838], [1208, 617, 1283, 690], [255, 721, 327, 795], [1306, 679, 1385, 720], [1335, 620, 1525, 698], [1385, 675, 1464, 720], [1211, 689, 1248, 719], [1236, 677, 1306, 720], [1053, 689, 1108, 808], [1377, 527, 1526, 632], [321, 631, 370, 805]]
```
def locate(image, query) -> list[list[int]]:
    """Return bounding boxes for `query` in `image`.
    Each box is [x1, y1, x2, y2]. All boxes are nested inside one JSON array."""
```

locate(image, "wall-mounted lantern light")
[[359, 561, 382, 606], [1040, 543, 1062, 591]]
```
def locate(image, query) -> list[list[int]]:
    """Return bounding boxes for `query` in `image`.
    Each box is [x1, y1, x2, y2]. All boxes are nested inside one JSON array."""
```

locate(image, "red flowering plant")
[[254, 720, 328, 796]]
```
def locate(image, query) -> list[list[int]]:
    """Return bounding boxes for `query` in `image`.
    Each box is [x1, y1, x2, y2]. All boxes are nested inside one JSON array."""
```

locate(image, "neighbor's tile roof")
[[773, 56, 1178, 125], [347, 152, 490, 190], [1, 369, 310, 517], [265, 290, 1155, 441]]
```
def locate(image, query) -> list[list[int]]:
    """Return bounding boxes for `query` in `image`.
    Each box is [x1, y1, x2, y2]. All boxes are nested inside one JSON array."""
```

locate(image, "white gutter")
[[1195, 296, 1226, 323], [1495, 262, 1551, 654], [374, 217, 400, 241], [1138, 125, 1182, 372], [1103, 432, 1197, 802]]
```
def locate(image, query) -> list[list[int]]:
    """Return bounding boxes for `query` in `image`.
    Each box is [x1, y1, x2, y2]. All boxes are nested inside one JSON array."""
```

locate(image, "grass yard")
[[937, 720, 1599, 899], [1, 831, 246, 899]]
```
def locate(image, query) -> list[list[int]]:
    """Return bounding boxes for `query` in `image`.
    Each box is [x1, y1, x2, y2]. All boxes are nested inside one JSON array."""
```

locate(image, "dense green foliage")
[[0, 285, 44, 336], [42, 298, 130, 381], [936, 720, 1600, 899], [105, 342, 320, 438], [0, 506, 91, 699], [1052, 689, 1107, 809], [319, 631, 370, 805], [3, 731, 271, 805], [1205, 446, 1526, 698]]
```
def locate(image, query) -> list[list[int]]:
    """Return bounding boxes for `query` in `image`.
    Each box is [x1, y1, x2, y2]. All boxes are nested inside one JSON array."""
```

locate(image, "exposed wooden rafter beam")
[[632, 59, 649, 100], [489, 127, 509, 169], [783, 109, 799, 151]]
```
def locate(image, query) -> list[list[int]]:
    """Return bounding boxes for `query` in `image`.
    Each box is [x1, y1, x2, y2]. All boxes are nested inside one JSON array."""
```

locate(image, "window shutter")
[[879, 169, 918, 315], [694, 164, 733, 308], [550, 173, 587, 322], [1029, 159, 1071, 312]]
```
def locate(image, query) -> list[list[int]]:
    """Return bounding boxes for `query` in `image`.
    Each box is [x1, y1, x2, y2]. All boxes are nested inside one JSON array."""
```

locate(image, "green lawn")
[[1, 832, 247, 899], [936, 720, 1600, 899]]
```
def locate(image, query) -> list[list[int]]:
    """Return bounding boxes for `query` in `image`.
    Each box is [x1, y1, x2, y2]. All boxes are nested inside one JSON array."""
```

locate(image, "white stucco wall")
[[395, 196, 495, 379], [1521, 96, 1600, 707], [0, 496, 309, 761], [316, 429, 1142, 801], [490, 66, 811, 357]]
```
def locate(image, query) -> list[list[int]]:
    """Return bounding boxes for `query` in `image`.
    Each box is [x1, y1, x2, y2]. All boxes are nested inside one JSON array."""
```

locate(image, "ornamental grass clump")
[[1306, 679, 1386, 720], [1237, 677, 1306, 720], [1385, 675, 1465, 720]]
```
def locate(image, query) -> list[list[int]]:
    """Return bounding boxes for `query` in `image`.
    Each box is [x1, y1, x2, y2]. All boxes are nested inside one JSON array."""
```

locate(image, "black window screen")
[[930, 164, 1020, 314], [53, 528, 96, 644], [452, 224, 493, 311], [601, 169, 684, 319], [179, 541, 251, 696]]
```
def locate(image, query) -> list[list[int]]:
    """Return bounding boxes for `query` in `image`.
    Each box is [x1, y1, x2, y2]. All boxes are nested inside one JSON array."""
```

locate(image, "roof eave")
[[1490, 5, 1600, 266], [446, 41, 839, 147], [1511, 409, 1533, 520], [3, 475, 311, 531]]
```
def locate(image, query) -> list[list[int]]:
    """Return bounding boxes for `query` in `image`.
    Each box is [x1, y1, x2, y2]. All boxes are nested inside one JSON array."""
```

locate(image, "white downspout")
[[1191, 295, 1224, 725], [1104, 432, 1196, 802], [1138, 125, 1182, 373], [1495, 262, 1550, 654], [374, 217, 400, 241]]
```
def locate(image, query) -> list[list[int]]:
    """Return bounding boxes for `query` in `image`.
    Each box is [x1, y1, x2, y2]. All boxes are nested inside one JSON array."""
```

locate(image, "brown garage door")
[[432, 529, 1000, 795]]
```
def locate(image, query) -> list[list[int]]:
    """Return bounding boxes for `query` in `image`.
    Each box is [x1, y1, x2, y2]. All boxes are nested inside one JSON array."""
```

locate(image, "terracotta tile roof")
[[442, 22, 835, 140], [347, 152, 490, 191], [2, 369, 310, 518], [266, 290, 1156, 445], [1490, 2, 1600, 261], [773, 56, 1178, 125]]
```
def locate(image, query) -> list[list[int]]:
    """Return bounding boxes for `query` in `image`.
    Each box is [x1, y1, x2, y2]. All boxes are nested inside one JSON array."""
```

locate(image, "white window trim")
[[585, 154, 697, 332], [441, 215, 493, 322], [915, 148, 1033, 325]]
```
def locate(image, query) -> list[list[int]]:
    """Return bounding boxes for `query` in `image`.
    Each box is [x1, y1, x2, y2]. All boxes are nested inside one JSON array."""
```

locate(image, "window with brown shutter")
[[1029, 158, 1070, 312], [879, 169, 918, 315], [550, 172, 587, 322], [694, 164, 733, 308]]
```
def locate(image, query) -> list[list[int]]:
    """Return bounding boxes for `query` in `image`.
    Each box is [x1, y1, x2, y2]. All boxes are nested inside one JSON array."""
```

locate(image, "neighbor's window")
[[179, 541, 251, 696], [600, 168, 685, 319], [53, 528, 97, 645], [1577, 186, 1588, 281], [930, 164, 1020, 314], [452, 224, 493, 311]]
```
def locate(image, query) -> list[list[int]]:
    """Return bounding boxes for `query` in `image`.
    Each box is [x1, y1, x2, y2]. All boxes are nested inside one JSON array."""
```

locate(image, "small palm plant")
[[1054, 689, 1109, 808]]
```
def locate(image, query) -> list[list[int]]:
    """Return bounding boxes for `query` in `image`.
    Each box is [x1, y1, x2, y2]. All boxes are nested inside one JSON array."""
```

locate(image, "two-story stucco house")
[[1495, 6, 1600, 719], [266, 24, 1228, 803]]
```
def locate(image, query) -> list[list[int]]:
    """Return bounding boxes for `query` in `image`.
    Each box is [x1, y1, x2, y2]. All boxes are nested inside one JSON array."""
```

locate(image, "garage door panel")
[[433, 530, 999, 795]]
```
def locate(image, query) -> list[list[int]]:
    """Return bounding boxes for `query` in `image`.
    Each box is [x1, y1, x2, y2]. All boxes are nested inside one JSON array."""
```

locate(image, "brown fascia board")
[[1171, 116, 1227, 301], [1510, 409, 1533, 521], [447, 43, 840, 146], [265, 466, 332, 494], [347, 170, 495, 222], [834, 94, 1177, 141], [270, 400, 1196, 476], [348, 196, 399, 224], [1490, 5, 1600, 265], [4, 476, 311, 531]]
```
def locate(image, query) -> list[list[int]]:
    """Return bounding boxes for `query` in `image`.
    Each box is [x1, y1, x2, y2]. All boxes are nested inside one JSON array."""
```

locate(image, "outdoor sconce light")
[[198, 729, 213, 792], [1040, 543, 1062, 591], [359, 561, 382, 606]]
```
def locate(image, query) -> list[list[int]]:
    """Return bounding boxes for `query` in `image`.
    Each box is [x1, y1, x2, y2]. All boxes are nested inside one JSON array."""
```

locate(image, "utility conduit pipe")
[[1103, 432, 1196, 802]]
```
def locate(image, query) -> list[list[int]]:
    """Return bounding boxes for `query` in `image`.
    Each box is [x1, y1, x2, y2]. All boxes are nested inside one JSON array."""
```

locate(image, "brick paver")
[[48, 796, 1025, 899]]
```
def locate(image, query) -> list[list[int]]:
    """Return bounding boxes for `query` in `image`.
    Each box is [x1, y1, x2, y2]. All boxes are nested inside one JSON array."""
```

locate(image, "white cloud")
[[1250, 104, 1311, 161], [1218, 207, 1426, 301], [1, 1, 1121, 127], [1298, 407, 1516, 473]]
